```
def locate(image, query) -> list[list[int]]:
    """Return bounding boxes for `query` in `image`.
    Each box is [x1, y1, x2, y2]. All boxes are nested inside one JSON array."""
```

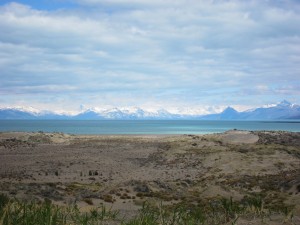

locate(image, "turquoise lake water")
[[0, 120, 299, 134]]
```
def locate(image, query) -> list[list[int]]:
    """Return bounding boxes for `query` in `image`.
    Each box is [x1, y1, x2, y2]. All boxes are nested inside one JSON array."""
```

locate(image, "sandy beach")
[[0, 130, 299, 224]]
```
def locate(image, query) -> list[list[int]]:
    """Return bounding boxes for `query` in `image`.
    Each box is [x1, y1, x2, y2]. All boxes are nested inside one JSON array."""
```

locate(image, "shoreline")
[[1, 130, 300, 137]]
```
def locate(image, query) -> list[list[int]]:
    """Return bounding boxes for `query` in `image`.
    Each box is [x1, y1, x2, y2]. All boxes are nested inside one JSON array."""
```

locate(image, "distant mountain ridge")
[[198, 100, 300, 120], [0, 100, 299, 120]]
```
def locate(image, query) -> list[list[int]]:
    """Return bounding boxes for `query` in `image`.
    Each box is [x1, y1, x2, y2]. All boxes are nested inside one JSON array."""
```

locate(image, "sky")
[[0, 0, 299, 114]]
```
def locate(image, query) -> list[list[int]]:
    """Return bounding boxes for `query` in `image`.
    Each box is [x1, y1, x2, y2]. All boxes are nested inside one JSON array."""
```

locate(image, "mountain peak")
[[1, 101, 299, 120], [277, 100, 292, 107], [217, 107, 239, 119], [222, 107, 238, 113]]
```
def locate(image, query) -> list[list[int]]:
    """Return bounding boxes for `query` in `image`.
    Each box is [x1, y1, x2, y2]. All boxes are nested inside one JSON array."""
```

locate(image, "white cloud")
[[0, 0, 299, 111]]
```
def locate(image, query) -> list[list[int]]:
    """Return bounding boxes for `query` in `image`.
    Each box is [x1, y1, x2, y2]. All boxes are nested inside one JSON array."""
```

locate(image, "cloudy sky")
[[0, 0, 299, 114]]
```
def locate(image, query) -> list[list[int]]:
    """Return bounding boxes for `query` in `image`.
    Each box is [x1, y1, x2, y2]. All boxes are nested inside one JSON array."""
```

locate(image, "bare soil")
[[0, 130, 299, 224]]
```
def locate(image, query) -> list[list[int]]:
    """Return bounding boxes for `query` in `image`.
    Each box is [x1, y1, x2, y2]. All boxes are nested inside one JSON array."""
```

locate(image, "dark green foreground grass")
[[0, 194, 295, 225]]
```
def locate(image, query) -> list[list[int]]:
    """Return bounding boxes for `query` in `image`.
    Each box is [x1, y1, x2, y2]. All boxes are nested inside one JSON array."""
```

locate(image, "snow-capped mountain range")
[[0, 100, 299, 120]]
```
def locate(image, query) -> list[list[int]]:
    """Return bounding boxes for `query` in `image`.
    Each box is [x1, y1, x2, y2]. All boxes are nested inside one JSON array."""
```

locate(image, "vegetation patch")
[[0, 192, 297, 224]]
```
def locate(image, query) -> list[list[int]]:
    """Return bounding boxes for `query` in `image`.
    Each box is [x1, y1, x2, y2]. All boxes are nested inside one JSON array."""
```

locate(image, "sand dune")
[[0, 130, 299, 224]]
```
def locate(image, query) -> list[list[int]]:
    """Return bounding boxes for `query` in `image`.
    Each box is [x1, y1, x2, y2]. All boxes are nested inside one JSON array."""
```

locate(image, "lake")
[[0, 120, 299, 134]]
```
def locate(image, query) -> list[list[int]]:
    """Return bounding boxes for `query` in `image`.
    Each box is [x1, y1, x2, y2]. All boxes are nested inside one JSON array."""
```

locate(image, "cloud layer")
[[0, 0, 299, 113]]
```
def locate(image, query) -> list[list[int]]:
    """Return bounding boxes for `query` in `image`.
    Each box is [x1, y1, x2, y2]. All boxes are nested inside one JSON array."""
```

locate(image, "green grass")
[[124, 195, 295, 225], [0, 194, 118, 225], [0, 193, 295, 225]]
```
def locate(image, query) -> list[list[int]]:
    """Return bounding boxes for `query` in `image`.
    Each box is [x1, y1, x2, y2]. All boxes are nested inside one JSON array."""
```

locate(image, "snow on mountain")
[[199, 100, 300, 120], [2, 106, 40, 115], [0, 100, 299, 120], [93, 107, 180, 119], [0, 108, 35, 119]]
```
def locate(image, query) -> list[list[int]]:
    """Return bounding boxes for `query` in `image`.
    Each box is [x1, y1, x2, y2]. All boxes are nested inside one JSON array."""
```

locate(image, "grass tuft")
[[0, 194, 295, 224]]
